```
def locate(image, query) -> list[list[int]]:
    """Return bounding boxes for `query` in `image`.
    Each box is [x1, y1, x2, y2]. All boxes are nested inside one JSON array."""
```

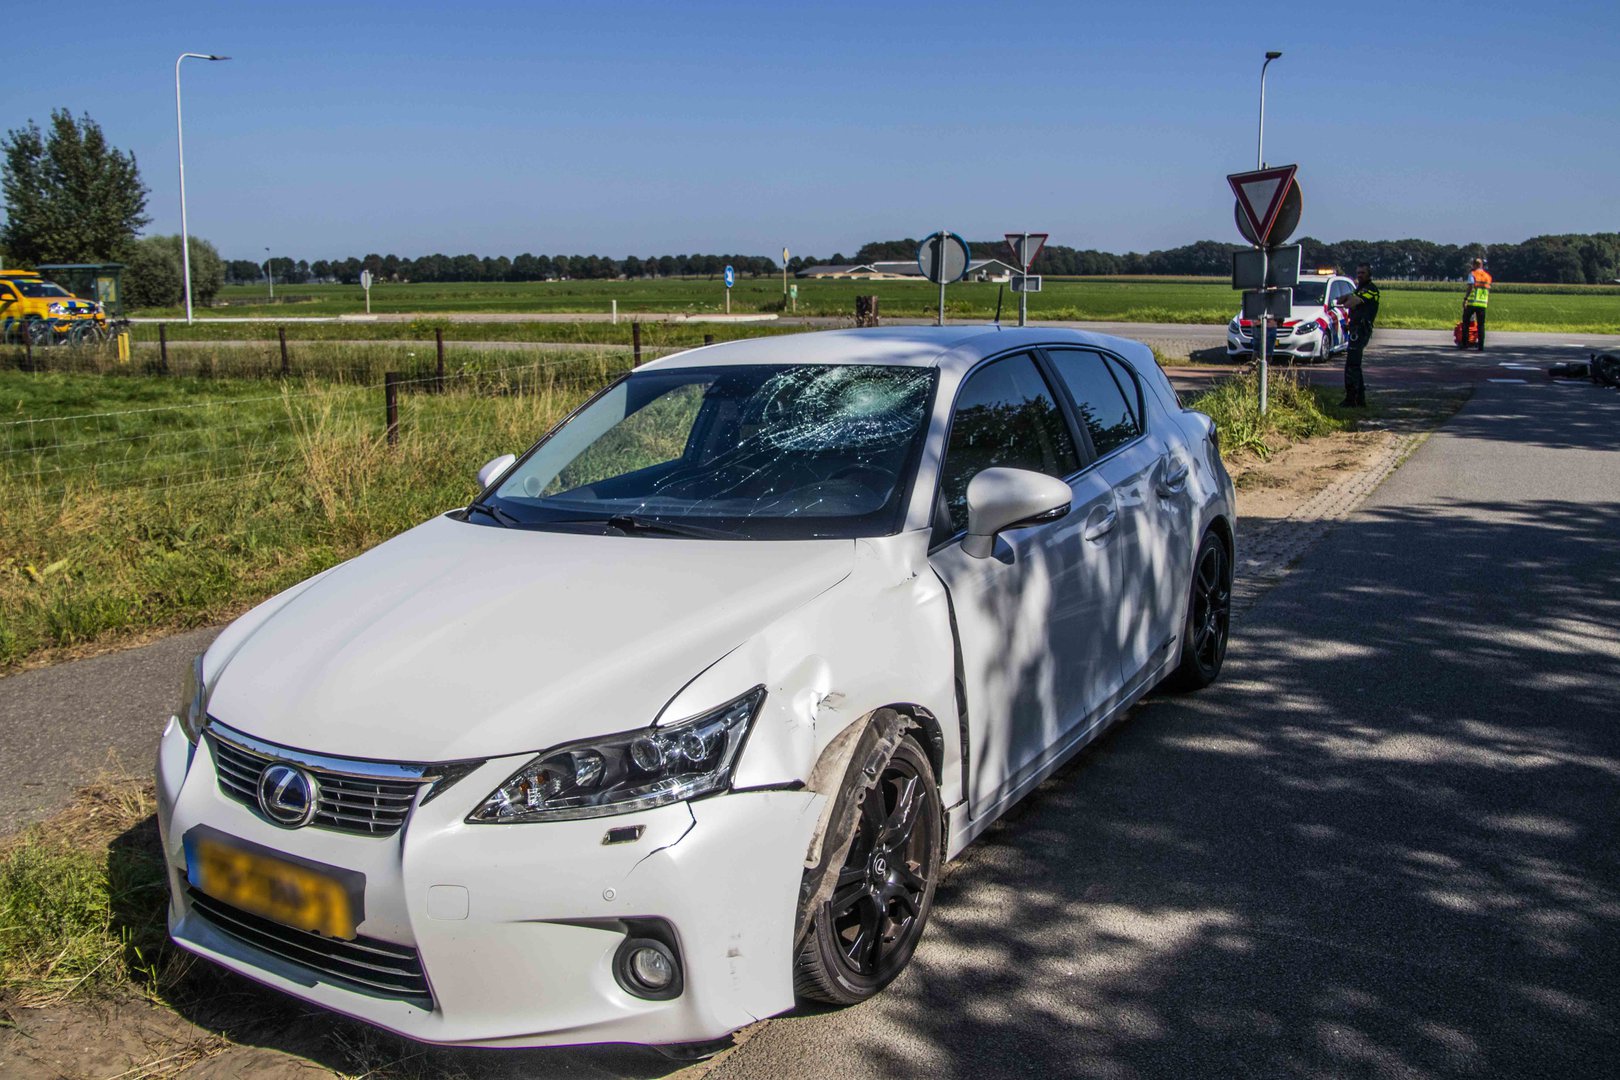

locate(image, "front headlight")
[[175, 652, 209, 743], [48, 302, 66, 315], [1228, 318, 1240, 331], [468, 686, 765, 823]]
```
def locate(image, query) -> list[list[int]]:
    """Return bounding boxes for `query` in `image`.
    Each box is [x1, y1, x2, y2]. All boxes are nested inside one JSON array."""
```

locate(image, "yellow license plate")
[[193, 837, 357, 939]]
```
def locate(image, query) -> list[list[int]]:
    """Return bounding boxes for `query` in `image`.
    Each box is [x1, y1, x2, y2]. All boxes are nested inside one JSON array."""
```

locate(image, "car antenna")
[[994, 284, 1004, 326]]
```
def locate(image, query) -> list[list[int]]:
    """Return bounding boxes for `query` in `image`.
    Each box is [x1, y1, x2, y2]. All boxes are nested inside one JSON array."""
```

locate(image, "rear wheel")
[[1166, 531, 1231, 692], [794, 734, 942, 1005]]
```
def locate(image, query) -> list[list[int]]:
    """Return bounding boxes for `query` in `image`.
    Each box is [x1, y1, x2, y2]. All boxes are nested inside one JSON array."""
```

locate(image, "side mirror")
[[476, 453, 516, 489], [962, 467, 1071, 559]]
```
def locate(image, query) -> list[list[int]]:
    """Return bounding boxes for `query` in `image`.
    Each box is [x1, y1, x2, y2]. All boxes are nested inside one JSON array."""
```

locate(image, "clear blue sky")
[[5, 0, 1614, 262]]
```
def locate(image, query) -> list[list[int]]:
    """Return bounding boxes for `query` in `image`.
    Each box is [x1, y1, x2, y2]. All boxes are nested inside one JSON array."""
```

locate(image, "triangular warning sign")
[[1004, 232, 1049, 270], [1227, 165, 1297, 246]]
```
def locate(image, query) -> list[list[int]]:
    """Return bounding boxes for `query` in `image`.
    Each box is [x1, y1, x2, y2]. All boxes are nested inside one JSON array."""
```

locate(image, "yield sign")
[[1227, 164, 1298, 247], [1004, 232, 1049, 271]]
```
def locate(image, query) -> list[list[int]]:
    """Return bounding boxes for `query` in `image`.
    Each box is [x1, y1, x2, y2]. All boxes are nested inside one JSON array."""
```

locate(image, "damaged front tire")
[[793, 732, 942, 1005]]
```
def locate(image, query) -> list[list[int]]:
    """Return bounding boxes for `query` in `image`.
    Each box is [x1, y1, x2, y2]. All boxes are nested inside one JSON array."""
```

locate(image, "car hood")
[[206, 514, 856, 762]]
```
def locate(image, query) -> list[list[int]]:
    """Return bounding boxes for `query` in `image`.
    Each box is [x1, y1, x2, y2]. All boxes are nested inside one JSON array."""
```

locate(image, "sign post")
[[1003, 233, 1048, 327], [723, 264, 735, 315], [782, 247, 789, 295], [789, 283, 798, 312], [1227, 165, 1302, 415], [917, 231, 971, 326], [360, 269, 373, 314]]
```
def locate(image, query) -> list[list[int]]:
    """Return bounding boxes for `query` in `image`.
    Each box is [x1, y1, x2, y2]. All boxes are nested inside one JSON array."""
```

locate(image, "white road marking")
[[1488, 378, 1529, 384], [1498, 363, 1539, 370]]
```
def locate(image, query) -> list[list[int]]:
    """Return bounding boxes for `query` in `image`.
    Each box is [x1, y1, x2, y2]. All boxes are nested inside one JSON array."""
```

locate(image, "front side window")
[[935, 353, 1078, 535], [482, 364, 938, 540], [1045, 349, 1141, 458], [12, 280, 70, 298], [1291, 281, 1328, 306]]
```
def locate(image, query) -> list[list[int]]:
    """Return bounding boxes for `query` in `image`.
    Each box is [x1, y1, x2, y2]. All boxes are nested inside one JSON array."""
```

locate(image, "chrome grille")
[[188, 888, 432, 1007], [208, 723, 431, 837]]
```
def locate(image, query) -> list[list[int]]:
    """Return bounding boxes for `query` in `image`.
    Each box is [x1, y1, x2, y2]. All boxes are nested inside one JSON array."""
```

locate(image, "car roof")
[[638, 325, 1151, 375]]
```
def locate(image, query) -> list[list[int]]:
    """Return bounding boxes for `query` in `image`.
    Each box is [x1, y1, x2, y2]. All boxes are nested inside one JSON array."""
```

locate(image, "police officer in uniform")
[[1462, 257, 1491, 350], [1339, 264, 1380, 407]]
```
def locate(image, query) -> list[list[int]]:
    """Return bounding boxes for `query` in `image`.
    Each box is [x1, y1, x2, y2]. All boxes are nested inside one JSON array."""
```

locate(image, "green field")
[[0, 351, 623, 668], [136, 276, 1620, 333]]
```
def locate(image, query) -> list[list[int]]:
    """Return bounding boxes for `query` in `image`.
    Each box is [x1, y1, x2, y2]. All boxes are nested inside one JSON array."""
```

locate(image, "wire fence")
[[0, 348, 646, 500]]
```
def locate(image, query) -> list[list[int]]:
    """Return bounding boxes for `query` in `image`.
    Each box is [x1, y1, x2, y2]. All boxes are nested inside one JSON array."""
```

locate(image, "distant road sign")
[[1228, 164, 1300, 246], [723, 265, 735, 288], [917, 232, 970, 285], [359, 270, 373, 289], [1004, 232, 1048, 271], [1232, 245, 1301, 290], [1241, 288, 1293, 322], [1011, 274, 1042, 293]]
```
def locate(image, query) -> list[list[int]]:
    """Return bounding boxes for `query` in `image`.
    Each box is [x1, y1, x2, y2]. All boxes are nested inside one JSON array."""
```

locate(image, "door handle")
[[1156, 458, 1190, 497], [1082, 508, 1118, 542]]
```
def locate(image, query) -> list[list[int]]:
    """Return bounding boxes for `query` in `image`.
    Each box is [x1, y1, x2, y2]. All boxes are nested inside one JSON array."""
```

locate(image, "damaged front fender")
[[792, 707, 912, 949]]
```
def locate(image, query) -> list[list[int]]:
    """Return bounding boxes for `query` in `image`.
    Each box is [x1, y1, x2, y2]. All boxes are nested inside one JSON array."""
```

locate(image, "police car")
[[1226, 270, 1358, 362]]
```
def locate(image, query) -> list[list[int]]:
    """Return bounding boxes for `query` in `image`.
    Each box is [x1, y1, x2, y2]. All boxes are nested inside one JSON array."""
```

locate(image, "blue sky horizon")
[[5, 1, 1614, 263]]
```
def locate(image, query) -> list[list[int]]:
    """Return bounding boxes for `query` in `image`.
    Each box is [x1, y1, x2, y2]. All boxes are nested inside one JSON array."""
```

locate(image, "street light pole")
[[1256, 50, 1282, 416], [176, 52, 230, 326], [1257, 50, 1282, 169]]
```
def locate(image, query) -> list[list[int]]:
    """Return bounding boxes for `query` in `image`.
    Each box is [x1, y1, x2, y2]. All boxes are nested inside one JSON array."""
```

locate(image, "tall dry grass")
[[0, 354, 618, 669]]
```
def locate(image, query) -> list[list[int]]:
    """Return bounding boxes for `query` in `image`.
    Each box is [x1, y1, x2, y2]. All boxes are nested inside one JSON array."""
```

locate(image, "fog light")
[[614, 936, 683, 1000], [631, 946, 673, 988]]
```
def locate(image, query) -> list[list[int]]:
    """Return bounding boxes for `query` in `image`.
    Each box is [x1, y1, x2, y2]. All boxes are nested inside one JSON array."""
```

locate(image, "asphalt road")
[[0, 626, 218, 832], [1, 338, 1616, 1078]]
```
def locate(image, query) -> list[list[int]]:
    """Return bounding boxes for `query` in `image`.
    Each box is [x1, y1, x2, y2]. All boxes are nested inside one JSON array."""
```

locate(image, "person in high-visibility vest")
[[1462, 257, 1491, 351]]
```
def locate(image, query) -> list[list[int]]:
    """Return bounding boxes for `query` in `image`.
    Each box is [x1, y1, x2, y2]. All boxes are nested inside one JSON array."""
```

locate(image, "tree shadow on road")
[[740, 496, 1619, 1080]]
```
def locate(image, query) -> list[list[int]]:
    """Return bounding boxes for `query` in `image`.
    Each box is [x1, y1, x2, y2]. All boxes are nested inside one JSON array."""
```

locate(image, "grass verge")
[[0, 356, 606, 670], [0, 780, 487, 1078], [1184, 369, 1348, 461], [0, 778, 178, 1009]]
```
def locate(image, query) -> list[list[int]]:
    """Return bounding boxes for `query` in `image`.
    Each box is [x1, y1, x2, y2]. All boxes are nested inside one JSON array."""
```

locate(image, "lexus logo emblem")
[[257, 763, 319, 827]]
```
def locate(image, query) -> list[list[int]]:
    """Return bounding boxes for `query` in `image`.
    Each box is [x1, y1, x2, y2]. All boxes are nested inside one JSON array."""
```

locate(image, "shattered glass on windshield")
[[482, 364, 938, 540], [742, 366, 932, 452]]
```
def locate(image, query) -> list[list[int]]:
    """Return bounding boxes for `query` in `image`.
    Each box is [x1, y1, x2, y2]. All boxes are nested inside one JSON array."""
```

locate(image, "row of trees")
[[225, 252, 784, 286], [222, 232, 1620, 290], [853, 235, 1620, 284]]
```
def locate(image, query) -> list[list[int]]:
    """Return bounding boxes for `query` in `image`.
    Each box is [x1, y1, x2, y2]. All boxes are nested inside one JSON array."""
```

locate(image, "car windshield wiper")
[[467, 500, 522, 528], [595, 514, 740, 540]]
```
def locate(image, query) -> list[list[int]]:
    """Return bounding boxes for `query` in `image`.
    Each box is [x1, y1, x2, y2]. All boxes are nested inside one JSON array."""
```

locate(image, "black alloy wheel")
[[795, 734, 941, 1005], [1168, 531, 1231, 691]]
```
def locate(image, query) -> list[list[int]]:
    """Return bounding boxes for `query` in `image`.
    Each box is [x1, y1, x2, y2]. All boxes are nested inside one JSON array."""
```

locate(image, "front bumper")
[[1226, 326, 1324, 359], [156, 720, 823, 1048]]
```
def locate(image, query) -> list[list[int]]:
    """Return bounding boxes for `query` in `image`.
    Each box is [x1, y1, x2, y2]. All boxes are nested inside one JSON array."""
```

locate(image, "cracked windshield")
[[482, 364, 938, 539]]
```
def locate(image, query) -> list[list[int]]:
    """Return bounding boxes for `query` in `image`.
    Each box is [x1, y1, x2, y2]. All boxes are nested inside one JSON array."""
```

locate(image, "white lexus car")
[[157, 326, 1235, 1053], [1226, 271, 1357, 361]]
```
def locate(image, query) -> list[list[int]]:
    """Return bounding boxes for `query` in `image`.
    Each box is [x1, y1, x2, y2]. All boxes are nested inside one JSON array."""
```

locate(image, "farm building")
[[797, 258, 1018, 282]]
